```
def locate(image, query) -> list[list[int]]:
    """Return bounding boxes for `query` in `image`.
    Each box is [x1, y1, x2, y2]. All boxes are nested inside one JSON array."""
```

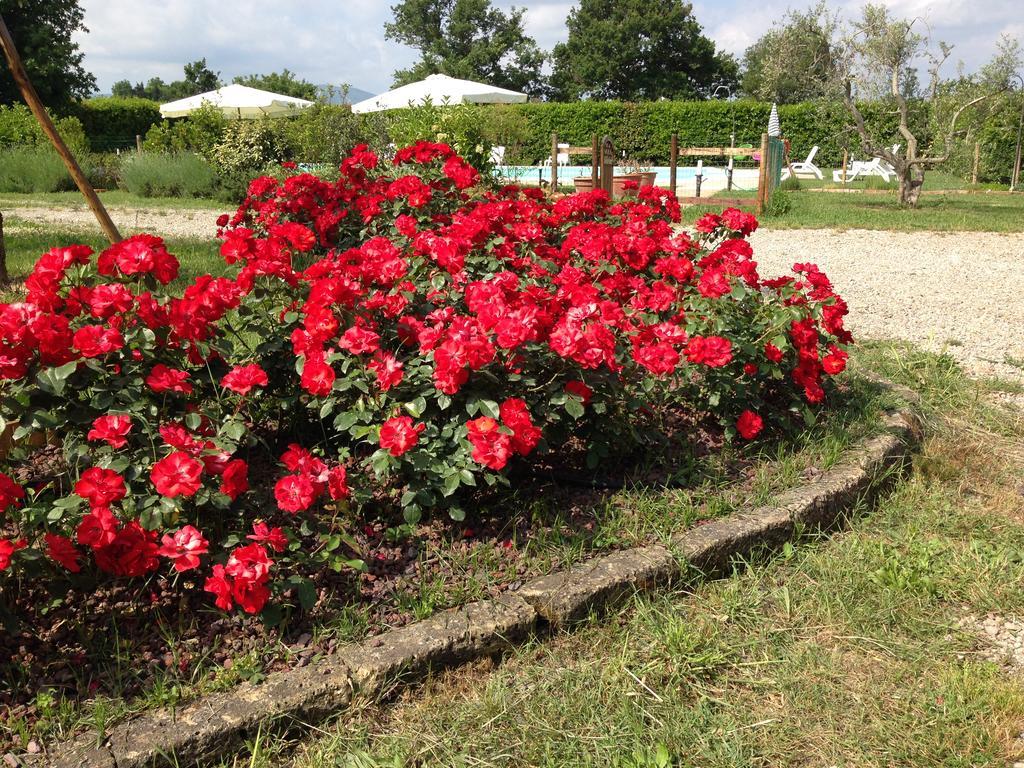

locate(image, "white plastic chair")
[[542, 143, 570, 167], [489, 145, 506, 166], [782, 146, 822, 180]]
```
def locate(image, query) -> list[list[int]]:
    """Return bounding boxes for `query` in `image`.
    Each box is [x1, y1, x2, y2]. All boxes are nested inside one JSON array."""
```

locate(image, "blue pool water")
[[497, 165, 726, 186]]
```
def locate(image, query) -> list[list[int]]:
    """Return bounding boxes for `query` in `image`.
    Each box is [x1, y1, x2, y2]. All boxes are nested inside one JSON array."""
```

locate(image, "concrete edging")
[[36, 407, 922, 768]]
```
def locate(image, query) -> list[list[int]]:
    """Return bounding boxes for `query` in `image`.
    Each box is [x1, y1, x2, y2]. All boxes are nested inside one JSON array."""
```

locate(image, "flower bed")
[[0, 142, 851, 621]]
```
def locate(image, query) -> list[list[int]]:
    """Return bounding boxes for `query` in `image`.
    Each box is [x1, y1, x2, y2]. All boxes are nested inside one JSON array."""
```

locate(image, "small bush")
[[143, 104, 228, 159], [779, 174, 802, 191], [0, 104, 89, 155], [119, 152, 219, 198], [0, 148, 74, 193]]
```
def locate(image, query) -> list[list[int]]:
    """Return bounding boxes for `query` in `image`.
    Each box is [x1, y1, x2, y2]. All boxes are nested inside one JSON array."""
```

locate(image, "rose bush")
[[0, 141, 852, 617]]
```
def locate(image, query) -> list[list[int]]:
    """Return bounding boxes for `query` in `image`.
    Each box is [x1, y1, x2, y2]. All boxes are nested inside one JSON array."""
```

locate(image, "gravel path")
[[750, 228, 1024, 382], [6, 205, 1023, 381]]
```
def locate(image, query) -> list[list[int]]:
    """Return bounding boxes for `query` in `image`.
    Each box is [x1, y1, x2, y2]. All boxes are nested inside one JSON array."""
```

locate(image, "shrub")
[[71, 97, 161, 152], [0, 103, 90, 155], [381, 103, 495, 173], [0, 142, 852, 618], [0, 148, 74, 193], [279, 104, 389, 166], [143, 104, 228, 158], [210, 119, 290, 176], [119, 152, 219, 198]]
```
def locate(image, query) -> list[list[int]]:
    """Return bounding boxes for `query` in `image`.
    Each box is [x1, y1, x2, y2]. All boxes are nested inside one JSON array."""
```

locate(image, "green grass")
[[0, 189, 226, 211], [681, 187, 1024, 232], [216, 346, 1024, 768], [0, 219, 224, 295]]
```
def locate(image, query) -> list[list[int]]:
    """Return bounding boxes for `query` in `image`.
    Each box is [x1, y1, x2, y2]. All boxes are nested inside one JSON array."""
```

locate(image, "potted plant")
[[573, 157, 657, 195]]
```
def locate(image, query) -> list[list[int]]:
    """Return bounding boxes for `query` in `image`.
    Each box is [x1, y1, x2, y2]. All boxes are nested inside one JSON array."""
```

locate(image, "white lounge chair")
[[833, 144, 899, 184], [781, 146, 822, 180], [489, 145, 506, 166], [542, 143, 571, 167]]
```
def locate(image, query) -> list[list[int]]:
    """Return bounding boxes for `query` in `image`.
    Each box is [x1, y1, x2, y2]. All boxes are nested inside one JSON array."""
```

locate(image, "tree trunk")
[[897, 166, 925, 207]]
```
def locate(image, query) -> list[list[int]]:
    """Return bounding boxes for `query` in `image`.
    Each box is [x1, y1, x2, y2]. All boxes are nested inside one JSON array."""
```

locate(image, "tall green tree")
[[232, 69, 317, 100], [549, 0, 737, 101], [110, 59, 221, 101], [385, 0, 546, 96], [740, 2, 839, 103], [0, 0, 96, 107]]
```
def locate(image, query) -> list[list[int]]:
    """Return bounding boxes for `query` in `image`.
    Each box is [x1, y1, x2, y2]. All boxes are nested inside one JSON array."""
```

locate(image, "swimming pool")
[[497, 165, 730, 186]]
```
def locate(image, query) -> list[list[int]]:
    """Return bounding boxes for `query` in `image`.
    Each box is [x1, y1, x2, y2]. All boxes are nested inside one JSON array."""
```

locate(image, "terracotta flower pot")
[[573, 172, 658, 196]]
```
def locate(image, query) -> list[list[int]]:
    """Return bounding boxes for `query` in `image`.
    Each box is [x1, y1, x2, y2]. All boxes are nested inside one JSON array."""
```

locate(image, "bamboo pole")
[[841, 149, 848, 185], [971, 142, 980, 185], [590, 134, 599, 190], [0, 211, 8, 284], [0, 13, 121, 243]]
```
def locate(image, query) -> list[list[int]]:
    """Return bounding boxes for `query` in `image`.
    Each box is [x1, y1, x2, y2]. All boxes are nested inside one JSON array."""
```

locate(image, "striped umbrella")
[[767, 103, 781, 137]]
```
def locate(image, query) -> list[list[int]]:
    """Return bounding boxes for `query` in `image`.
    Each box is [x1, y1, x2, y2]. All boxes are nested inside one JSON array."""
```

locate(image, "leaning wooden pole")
[[0, 13, 121, 243]]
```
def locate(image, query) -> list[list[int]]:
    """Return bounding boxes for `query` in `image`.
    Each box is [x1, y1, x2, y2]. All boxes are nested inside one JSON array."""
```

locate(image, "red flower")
[[74, 467, 126, 508], [565, 380, 593, 406], [204, 564, 234, 611], [93, 521, 159, 577], [151, 452, 204, 498], [443, 155, 480, 189], [822, 345, 848, 375], [368, 352, 403, 391], [88, 414, 132, 449], [247, 522, 288, 552], [339, 325, 380, 355], [220, 458, 249, 501], [632, 341, 680, 376], [499, 398, 541, 456], [379, 416, 424, 457], [300, 354, 335, 396], [157, 525, 209, 572], [0, 472, 24, 512], [466, 416, 513, 470], [764, 343, 784, 363], [684, 336, 733, 368], [743, 363, 759, 376], [73, 325, 124, 358], [77, 506, 119, 548], [736, 410, 764, 440], [146, 364, 193, 395], [274, 474, 317, 513], [221, 364, 269, 395], [327, 465, 350, 500], [45, 532, 82, 573], [0, 538, 26, 572]]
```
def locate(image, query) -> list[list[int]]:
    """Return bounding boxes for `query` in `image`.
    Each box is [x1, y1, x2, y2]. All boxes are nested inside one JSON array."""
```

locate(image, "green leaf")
[[333, 411, 358, 431], [478, 399, 500, 419], [184, 412, 202, 430], [459, 469, 476, 486], [403, 396, 427, 418], [295, 579, 317, 611], [448, 506, 466, 522], [442, 472, 461, 497], [565, 398, 585, 419]]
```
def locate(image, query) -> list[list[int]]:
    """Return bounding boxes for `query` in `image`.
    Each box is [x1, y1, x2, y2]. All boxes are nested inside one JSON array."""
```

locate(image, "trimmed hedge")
[[72, 97, 162, 152], [499, 100, 930, 168]]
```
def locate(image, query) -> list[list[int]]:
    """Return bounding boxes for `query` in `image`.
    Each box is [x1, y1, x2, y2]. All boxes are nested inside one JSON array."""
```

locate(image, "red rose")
[[205, 564, 234, 611], [300, 354, 335, 396], [327, 465, 350, 500], [822, 345, 848, 375], [74, 467, 126, 508], [247, 522, 288, 553], [499, 398, 541, 456], [368, 352, 403, 391], [221, 363, 269, 395], [73, 325, 124, 358], [87, 414, 132, 449], [93, 521, 159, 577], [764, 343, 784, 363], [0, 472, 25, 512], [156, 525, 209, 572], [466, 416, 512, 470], [151, 452, 204, 498], [274, 473, 317, 513], [379, 416, 424, 457], [736, 410, 764, 440], [219, 458, 249, 501], [76, 506, 119, 548], [0, 538, 27, 572], [339, 325, 380, 355], [684, 336, 733, 368], [45, 532, 82, 573], [146, 364, 193, 395], [442, 155, 480, 189], [565, 380, 593, 405]]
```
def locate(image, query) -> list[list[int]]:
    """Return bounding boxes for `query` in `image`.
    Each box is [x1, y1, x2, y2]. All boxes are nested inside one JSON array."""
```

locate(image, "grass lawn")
[[0, 190, 225, 211], [680, 187, 1024, 233], [221, 345, 1024, 768]]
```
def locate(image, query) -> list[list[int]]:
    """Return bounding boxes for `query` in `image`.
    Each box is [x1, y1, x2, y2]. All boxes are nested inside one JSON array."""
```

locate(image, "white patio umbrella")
[[351, 73, 527, 114], [159, 84, 314, 119]]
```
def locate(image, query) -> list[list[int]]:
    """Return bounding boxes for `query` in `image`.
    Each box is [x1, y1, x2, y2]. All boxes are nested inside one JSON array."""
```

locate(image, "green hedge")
[[498, 99, 929, 168], [72, 97, 162, 152]]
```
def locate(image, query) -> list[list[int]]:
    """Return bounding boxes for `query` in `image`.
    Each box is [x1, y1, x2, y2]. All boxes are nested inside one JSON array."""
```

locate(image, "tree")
[[108, 61, 222, 102], [384, 0, 546, 96], [0, 0, 95, 107], [549, 0, 737, 101], [232, 69, 318, 100], [839, 5, 1013, 206], [741, 3, 838, 103], [182, 58, 220, 95]]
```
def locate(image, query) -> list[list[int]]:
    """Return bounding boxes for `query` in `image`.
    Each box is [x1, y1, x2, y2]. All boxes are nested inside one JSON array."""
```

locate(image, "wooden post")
[[669, 133, 678, 195], [550, 132, 558, 192], [971, 142, 980, 185], [841, 149, 848, 185], [0, 14, 121, 244], [756, 132, 770, 214], [600, 136, 614, 195], [590, 134, 599, 190], [0, 211, 8, 284], [136, 134, 143, 154]]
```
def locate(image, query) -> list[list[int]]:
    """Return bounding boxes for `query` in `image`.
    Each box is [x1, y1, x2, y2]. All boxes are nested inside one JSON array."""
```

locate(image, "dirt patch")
[[5, 205, 224, 240], [959, 614, 1024, 671]]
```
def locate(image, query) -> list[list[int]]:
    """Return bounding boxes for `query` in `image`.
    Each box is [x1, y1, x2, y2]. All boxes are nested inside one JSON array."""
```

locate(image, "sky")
[[74, 0, 1023, 97]]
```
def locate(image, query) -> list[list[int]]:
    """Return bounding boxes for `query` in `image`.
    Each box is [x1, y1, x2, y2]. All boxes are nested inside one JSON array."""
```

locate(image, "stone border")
[[31, 408, 921, 768]]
